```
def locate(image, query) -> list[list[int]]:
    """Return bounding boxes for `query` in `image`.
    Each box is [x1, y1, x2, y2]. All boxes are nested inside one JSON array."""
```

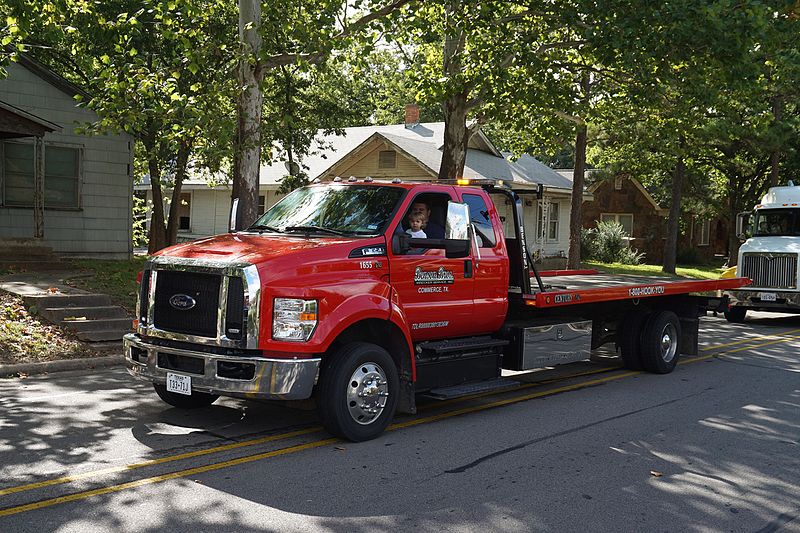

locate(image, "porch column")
[[33, 135, 44, 238]]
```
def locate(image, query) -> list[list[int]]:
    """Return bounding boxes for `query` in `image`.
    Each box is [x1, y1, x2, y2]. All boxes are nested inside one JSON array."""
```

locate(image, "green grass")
[[584, 261, 726, 280], [66, 257, 147, 312]]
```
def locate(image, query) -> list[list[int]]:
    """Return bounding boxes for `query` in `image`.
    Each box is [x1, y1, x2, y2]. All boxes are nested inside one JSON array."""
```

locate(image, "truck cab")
[[726, 184, 800, 322]]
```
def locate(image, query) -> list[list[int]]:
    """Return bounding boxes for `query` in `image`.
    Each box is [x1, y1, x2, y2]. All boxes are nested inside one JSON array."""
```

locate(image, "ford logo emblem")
[[169, 293, 196, 310]]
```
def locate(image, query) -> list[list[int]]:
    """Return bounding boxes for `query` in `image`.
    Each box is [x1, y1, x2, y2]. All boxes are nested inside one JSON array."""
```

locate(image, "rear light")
[[136, 270, 143, 284]]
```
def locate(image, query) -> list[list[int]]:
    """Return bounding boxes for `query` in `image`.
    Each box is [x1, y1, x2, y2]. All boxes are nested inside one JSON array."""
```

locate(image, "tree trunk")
[[567, 123, 587, 269], [567, 73, 590, 270], [439, 92, 469, 181], [662, 159, 685, 274], [769, 97, 782, 187], [147, 155, 167, 254], [165, 140, 192, 246], [232, 0, 263, 230], [438, 2, 468, 181]]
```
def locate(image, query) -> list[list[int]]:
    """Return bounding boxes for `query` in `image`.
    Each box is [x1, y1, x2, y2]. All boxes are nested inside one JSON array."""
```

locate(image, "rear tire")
[[724, 306, 747, 323], [153, 383, 219, 408], [316, 342, 399, 442], [618, 311, 648, 370], [639, 311, 681, 374]]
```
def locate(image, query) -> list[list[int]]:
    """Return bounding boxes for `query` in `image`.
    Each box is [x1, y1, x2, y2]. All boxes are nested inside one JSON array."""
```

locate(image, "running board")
[[423, 377, 519, 400]]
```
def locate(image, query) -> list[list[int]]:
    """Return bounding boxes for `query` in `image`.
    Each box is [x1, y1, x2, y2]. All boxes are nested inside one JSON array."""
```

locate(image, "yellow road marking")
[[0, 438, 338, 518], [723, 332, 800, 354], [2, 332, 798, 517], [699, 327, 800, 351], [0, 427, 321, 497]]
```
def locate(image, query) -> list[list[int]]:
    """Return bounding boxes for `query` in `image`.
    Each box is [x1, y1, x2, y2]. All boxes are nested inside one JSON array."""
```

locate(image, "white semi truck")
[[726, 183, 800, 322]]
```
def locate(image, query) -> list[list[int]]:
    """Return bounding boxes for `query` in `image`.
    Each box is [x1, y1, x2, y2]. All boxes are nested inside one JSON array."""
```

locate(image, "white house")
[[139, 111, 575, 261], [0, 55, 134, 258]]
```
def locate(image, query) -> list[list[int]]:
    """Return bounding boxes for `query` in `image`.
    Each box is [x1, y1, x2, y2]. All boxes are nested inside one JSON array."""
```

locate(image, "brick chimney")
[[404, 103, 420, 129]]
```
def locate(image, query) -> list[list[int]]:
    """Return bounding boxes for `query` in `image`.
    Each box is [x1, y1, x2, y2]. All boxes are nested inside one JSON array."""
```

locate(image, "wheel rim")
[[660, 323, 678, 363], [346, 362, 389, 425]]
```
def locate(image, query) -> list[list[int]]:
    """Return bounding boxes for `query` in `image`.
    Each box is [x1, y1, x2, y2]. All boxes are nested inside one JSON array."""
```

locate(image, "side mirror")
[[229, 198, 239, 232], [736, 211, 751, 242], [444, 201, 470, 258]]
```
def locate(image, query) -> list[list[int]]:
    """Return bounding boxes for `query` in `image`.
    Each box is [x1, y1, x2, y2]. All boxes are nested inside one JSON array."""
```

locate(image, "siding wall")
[[322, 140, 434, 180], [488, 192, 570, 261], [0, 62, 133, 258], [145, 187, 286, 240]]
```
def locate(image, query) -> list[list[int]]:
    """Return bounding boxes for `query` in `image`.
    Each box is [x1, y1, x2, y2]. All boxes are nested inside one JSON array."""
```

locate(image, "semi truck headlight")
[[272, 298, 318, 341]]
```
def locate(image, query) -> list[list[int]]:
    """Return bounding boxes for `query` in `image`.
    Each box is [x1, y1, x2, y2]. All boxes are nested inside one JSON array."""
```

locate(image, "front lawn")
[[67, 257, 147, 312], [584, 261, 726, 280]]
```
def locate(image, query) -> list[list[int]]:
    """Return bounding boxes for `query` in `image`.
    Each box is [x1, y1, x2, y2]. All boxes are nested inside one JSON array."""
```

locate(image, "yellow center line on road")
[[0, 426, 322, 497], [699, 327, 800, 352], [2, 330, 798, 517]]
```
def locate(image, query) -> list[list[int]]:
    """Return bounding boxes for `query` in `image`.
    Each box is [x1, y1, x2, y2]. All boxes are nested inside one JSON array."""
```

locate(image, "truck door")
[[388, 189, 475, 341], [460, 191, 509, 332]]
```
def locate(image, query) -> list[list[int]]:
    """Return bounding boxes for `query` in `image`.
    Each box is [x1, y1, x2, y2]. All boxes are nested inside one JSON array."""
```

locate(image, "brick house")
[[578, 175, 728, 264]]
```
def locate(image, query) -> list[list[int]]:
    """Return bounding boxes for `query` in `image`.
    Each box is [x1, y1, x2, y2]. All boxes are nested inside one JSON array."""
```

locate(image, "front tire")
[[316, 342, 399, 442], [639, 311, 681, 374], [153, 383, 219, 408]]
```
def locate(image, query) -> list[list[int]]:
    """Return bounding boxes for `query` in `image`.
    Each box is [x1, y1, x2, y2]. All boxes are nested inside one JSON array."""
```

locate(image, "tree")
[[11, 0, 239, 252], [231, 0, 415, 229]]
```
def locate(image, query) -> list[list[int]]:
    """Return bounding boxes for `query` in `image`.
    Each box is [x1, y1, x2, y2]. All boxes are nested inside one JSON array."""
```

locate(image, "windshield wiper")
[[248, 224, 282, 233], [284, 225, 346, 236]]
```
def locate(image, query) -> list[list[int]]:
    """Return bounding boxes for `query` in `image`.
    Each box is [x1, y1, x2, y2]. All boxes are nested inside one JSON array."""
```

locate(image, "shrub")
[[583, 221, 644, 265]]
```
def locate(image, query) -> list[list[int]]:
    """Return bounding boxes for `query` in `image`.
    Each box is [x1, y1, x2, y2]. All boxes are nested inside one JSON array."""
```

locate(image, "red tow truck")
[[124, 179, 749, 441]]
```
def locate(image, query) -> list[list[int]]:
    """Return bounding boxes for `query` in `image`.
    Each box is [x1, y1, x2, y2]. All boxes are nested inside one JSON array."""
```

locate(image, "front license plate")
[[166, 372, 192, 395], [759, 292, 777, 302]]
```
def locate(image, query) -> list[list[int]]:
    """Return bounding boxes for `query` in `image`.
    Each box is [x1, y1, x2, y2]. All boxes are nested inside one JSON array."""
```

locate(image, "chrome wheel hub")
[[346, 363, 389, 425], [660, 323, 678, 363]]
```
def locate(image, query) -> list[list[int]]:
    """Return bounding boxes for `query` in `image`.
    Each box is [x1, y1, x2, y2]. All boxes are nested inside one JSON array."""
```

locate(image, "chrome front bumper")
[[726, 289, 800, 311], [123, 334, 320, 400]]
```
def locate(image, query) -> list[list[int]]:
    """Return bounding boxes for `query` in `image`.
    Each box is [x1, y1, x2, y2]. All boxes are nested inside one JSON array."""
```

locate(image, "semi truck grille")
[[740, 253, 798, 289], [153, 270, 221, 337]]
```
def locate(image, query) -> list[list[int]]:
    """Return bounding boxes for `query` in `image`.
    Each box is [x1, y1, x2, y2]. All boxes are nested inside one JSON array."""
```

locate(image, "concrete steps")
[[22, 292, 132, 343]]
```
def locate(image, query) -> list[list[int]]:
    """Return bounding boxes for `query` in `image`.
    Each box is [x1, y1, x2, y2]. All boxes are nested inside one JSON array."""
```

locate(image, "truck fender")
[[316, 294, 414, 379]]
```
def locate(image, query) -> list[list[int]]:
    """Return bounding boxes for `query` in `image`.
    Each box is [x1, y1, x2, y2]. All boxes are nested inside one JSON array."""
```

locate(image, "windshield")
[[752, 208, 800, 237], [249, 185, 404, 236]]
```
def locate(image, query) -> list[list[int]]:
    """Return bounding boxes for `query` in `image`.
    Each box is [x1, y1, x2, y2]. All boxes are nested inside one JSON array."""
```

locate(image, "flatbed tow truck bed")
[[523, 270, 751, 309]]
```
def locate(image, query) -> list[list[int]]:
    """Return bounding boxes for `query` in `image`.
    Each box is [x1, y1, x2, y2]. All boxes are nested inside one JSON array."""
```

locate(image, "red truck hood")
[[154, 232, 353, 264]]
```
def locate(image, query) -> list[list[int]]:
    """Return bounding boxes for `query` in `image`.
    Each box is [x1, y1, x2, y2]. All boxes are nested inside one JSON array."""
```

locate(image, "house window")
[[537, 201, 559, 241], [697, 219, 710, 246], [600, 213, 634, 236], [378, 150, 397, 169], [178, 192, 191, 231], [1, 141, 81, 208], [614, 177, 623, 190], [258, 195, 266, 216]]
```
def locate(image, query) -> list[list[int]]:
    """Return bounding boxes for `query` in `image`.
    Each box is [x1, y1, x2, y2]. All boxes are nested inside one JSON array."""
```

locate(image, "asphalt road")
[[0, 312, 799, 532]]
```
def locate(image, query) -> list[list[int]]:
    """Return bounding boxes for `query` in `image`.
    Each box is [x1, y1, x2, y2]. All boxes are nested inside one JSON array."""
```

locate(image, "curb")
[[0, 355, 125, 377]]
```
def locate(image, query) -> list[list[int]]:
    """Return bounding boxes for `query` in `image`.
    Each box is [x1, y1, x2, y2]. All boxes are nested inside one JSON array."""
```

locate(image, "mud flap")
[[679, 316, 699, 356], [396, 378, 417, 415]]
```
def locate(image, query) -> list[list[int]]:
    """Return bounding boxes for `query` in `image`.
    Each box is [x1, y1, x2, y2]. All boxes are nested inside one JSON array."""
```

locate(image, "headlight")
[[272, 298, 318, 341]]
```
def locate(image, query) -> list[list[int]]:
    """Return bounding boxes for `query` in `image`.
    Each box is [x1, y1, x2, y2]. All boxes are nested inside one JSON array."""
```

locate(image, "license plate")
[[166, 373, 192, 395], [759, 292, 777, 302]]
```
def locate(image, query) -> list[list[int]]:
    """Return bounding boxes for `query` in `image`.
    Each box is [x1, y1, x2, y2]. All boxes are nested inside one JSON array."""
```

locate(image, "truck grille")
[[153, 270, 221, 337], [740, 253, 798, 289]]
